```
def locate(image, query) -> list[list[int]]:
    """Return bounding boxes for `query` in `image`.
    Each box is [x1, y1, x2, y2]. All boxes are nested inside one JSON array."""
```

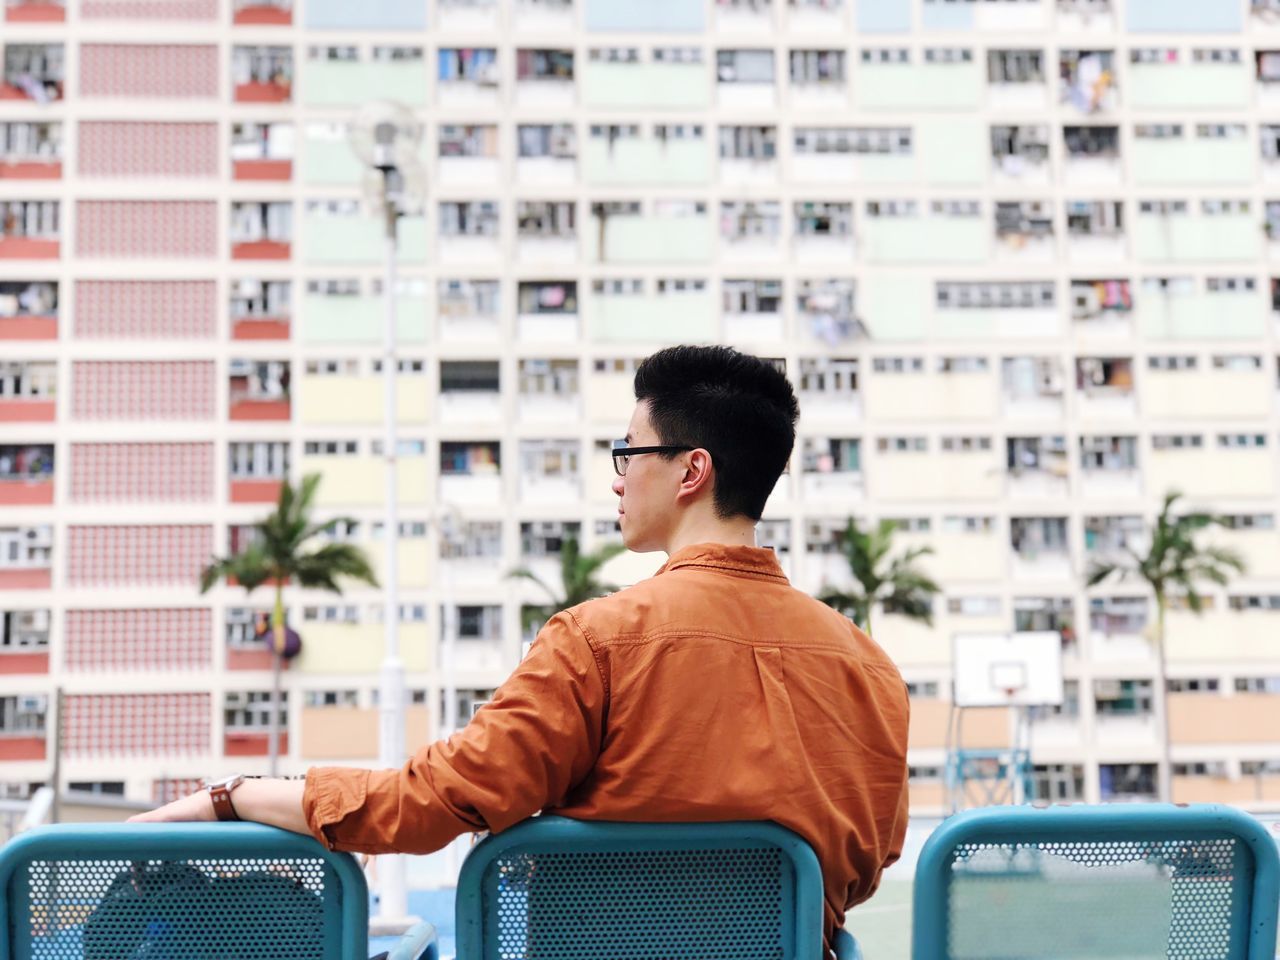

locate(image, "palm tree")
[[200, 474, 378, 776], [507, 535, 627, 632], [1085, 490, 1245, 804], [817, 518, 941, 637]]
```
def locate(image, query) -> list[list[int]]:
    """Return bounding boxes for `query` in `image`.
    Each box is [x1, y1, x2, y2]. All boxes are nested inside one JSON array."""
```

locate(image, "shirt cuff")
[[302, 766, 370, 850]]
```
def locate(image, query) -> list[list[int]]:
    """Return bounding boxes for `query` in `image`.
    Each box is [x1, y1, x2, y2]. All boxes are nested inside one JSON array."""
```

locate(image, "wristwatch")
[[204, 774, 245, 822]]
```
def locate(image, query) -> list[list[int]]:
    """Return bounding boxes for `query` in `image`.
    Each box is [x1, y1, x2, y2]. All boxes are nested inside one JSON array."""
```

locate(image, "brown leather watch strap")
[[208, 782, 241, 822]]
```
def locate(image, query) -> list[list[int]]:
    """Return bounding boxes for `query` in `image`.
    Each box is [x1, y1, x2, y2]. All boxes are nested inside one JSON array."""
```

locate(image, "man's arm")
[[129, 611, 606, 854]]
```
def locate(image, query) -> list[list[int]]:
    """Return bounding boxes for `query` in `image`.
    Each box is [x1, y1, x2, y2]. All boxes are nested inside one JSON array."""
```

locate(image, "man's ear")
[[676, 449, 714, 502]]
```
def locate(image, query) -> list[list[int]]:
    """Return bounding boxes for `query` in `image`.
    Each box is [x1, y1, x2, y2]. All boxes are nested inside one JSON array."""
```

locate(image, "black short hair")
[[633, 345, 799, 521]]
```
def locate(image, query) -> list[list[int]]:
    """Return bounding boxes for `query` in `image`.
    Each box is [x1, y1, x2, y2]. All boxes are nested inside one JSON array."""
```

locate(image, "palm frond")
[[293, 543, 379, 592], [505, 566, 561, 604]]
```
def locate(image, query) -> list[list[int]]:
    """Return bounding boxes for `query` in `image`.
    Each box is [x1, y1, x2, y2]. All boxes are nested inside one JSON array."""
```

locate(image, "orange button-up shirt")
[[303, 543, 910, 950]]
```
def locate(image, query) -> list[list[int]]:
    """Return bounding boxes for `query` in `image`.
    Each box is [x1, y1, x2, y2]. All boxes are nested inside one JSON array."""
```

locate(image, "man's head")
[[612, 346, 799, 553]]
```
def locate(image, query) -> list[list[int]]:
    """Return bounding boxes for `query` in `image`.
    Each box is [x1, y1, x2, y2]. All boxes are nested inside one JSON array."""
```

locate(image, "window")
[[1094, 678, 1153, 716], [652, 47, 702, 64], [1228, 595, 1280, 611], [1130, 48, 1177, 64], [1167, 677, 1220, 693], [906, 681, 940, 699], [588, 47, 640, 64], [885, 517, 931, 534], [1009, 516, 1069, 554], [987, 49, 1044, 84], [860, 49, 909, 65], [1172, 762, 1227, 778], [452, 605, 502, 640], [0, 122, 61, 160], [719, 126, 777, 161], [303, 690, 358, 708], [1013, 597, 1073, 634], [924, 48, 973, 64], [228, 441, 289, 479], [1099, 763, 1157, 800], [1235, 676, 1280, 693], [0, 526, 52, 569], [1134, 124, 1183, 140], [1217, 433, 1266, 449], [936, 282, 1056, 310], [1089, 596, 1147, 635], [794, 202, 853, 237], [520, 439, 580, 479], [440, 360, 500, 393], [942, 515, 994, 534], [440, 441, 500, 476], [721, 201, 780, 241], [520, 521, 580, 557], [231, 279, 290, 319], [518, 359, 578, 397], [1, 609, 50, 651], [1211, 354, 1262, 370], [872, 357, 923, 374], [876, 436, 927, 453], [438, 48, 499, 85], [798, 357, 858, 394], [224, 691, 287, 731], [789, 50, 846, 84], [0, 695, 45, 737], [518, 201, 575, 237], [802, 437, 860, 473], [947, 596, 1000, 617], [517, 124, 576, 160], [302, 605, 358, 623], [517, 281, 576, 315], [1151, 433, 1203, 450], [304, 439, 357, 456], [0, 200, 58, 239], [865, 200, 917, 218], [757, 519, 791, 556], [795, 128, 911, 156], [516, 49, 574, 81], [1242, 760, 1280, 775], [439, 201, 499, 238], [439, 125, 497, 159], [1079, 436, 1138, 471], [723, 279, 783, 315], [938, 356, 989, 374], [440, 521, 503, 561], [1148, 355, 1197, 371], [1031, 764, 1085, 802], [940, 436, 992, 453], [716, 50, 775, 84], [593, 278, 644, 296]]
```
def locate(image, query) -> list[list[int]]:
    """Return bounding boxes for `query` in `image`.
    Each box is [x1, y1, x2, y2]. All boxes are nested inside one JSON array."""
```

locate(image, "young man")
[[133, 345, 909, 953]]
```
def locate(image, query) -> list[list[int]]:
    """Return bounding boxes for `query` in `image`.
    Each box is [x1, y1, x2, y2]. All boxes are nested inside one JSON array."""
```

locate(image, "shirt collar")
[[655, 542, 789, 582]]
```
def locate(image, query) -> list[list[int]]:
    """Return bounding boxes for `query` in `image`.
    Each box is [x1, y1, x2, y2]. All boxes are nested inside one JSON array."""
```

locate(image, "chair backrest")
[[455, 816, 826, 960], [912, 803, 1280, 960], [0, 822, 368, 960]]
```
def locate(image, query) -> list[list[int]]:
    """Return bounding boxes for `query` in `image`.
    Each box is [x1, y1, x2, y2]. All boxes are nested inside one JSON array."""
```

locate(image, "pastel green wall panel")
[[583, 140, 711, 185], [863, 219, 988, 263], [302, 295, 430, 343], [857, 65, 982, 110], [304, 62, 427, 107], [301, 140, 364, 184], [1133, 215, 1259, 261], [1131, 141, 1253, 185], [303, 215, 429, 263], [1128, 65, 1251, 109], [589, 294, 717, 342], [1137, 293, 1265, 340], [581, 63, 708, 109], [863, 275, 929, 340], [919, 120, 987, 184], [588, 216, 713, 263]]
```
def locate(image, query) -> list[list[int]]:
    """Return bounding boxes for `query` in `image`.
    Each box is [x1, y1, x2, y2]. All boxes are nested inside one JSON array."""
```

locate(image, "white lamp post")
[[348, 100, 425, 936]]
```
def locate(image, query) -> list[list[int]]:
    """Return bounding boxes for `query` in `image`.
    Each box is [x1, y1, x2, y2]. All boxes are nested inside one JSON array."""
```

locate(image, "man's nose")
[[611, 475, 625, 497]]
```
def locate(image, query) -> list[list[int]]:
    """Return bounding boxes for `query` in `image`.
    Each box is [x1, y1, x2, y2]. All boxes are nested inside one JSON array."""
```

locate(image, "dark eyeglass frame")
[[611, 443, 695, 477]]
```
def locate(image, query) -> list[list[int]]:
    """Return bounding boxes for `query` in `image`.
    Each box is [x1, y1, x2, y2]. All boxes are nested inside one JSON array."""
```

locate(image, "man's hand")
[[127, 789, 215, 824]]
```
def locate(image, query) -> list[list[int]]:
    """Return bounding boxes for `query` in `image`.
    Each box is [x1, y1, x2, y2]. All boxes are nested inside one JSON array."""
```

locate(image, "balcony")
[[228, 360, 290, 421], [232, 46, 292, 103], [0, 201, 59, 259], [1070, 278, 1131, 339], [0, 445, 53, 505], [0, 281, 56, 340], [437, 48, 499, 108], [993, 202, 1055, 265], [6, 0, 64, 20], [439, 279, 500, 342], [0, 122, 61, 180], [233, 0, 290, 24], [516, 124, 577, 186], [230, 202, 291, 261], [1009, 517, 1072, 580], [1063, 125, 1122, 186], [519, 445, 582, 504], [231, 122, 292, 182], [1079, 438, 1141, 497], [0, 526, 51, 590], [991, 124, 1050, 187], [799, 439, 863, 503], [231, 279, 291, 341], [438, 125, 500, 186], [438, 361, 502, 424], [439, 442, 502, 504], [1005, 437, 1069, 499], [0, 362, 56, 422], [1059, 50, 1116, 116], [515, 49, 574, 108], [517, 360, 580, 421], [2, 44, 63, 102], [1074, 357, 1135, 418]]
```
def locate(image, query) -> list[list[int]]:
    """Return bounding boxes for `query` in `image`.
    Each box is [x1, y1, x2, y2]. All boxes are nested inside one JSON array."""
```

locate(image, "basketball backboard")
[[952, 631, 1064, 707]]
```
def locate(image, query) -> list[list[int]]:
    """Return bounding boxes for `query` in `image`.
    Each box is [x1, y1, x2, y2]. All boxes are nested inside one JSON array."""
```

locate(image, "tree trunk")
[[269, 584, 284, 778], [1154, 594, 1172, 804]]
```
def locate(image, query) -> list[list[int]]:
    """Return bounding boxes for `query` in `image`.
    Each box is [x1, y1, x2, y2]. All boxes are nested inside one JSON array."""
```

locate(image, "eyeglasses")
[[611, 441, 695, 477]]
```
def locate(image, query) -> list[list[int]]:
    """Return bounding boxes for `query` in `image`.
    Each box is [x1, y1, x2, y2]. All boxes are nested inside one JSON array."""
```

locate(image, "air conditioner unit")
[[24, 527, 52, 548], [18, 694, 46, 714], [229, 358, 254, 377]]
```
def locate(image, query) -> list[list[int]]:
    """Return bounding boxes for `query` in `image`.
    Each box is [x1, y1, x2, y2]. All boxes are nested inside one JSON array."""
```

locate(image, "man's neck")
[[663, 517, 758, 556]]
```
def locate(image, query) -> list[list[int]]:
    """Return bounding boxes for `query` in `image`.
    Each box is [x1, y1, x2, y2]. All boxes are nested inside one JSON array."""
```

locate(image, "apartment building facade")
[[2, 0, 1280, 813]]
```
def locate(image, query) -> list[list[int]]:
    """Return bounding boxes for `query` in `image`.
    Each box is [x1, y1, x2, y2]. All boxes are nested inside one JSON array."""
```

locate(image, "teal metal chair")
[[912, 804, 1280, 960], [0, 821, 437, 960], [453, 815, 859, 960]]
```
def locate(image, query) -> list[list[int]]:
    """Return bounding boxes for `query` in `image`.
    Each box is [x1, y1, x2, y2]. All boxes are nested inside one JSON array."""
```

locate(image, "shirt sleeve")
[[301, 610, 607, 855]]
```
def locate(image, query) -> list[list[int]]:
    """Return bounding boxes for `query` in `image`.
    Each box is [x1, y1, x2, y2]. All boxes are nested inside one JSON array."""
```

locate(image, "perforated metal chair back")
[[0, 822, 369, 960], [455, 816, 828, 960], [912, 804, 1280, 960]]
